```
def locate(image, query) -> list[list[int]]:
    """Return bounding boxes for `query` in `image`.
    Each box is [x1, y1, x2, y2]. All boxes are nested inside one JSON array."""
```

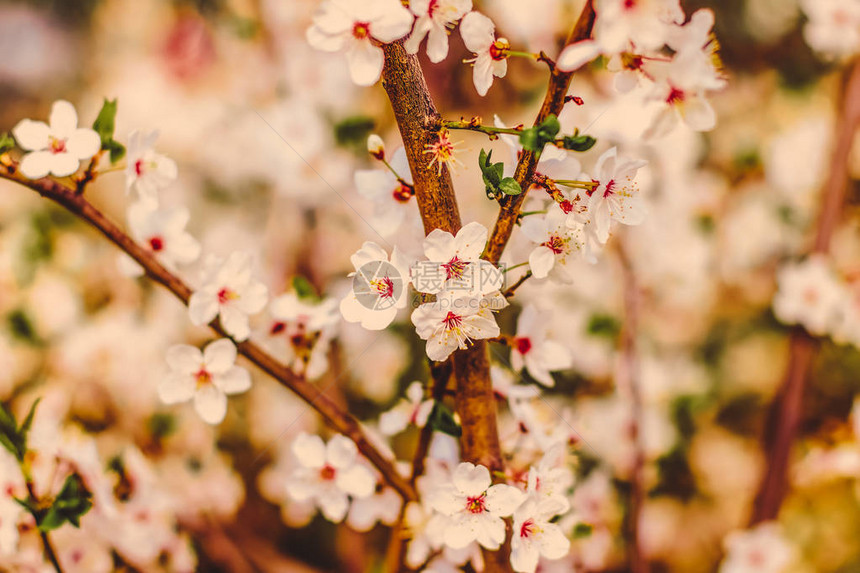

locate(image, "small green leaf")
[[518, 127, 539, 152], [561, 134, 597, 152], [334, 116, 376, 148], [38, 473, 93, 532], [0, 398, 39, 462], [105, 139, 126, 164], [573, 522, 593, 538], [428, 402, 462, 438], [586, 313, 621, 339], [498, 178, 522, 196], [19, 398, 40, 442], [520, 115, 563, 152], [92, 99, 118, 146], [537, 114, 561, 140], [0, 132, 15, 154], [292, 276, 319, 301]]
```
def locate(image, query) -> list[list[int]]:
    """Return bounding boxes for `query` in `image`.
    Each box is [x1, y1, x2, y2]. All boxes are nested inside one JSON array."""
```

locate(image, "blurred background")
[[0, 0, 858, 571]]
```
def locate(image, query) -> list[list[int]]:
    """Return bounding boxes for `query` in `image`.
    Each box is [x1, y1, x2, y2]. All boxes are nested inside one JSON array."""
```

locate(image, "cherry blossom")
[[428, 462, 525, 550], [158, 338, 251, 424], [800, 0, 860, 59], [520, 203, 585, 283], [418, 221, 502, 296], [405, 0, 472, 63], [510, 496, 571, 573], [188, 252, 269, 341], [719, 522, 795, 573], [306, 0, 414, 86], [586, 147, 648, 243], [412, 291, 503, 361], [509, 305, 572, 387], [284, 433, 376, 522], [124, 130, 178, 207], [367, 133, 385, 159], [460, 11, 508, 96], [526, 445, 574, 511], [11, 100, 101, 179], [340, 241, 412, 330], [347, 483, 402, 531], [118, 202, 200, 277], [354, 146, 415, 236], [773, 255, 847, 337], [262, 293, 339, 380], [379, 381, 435, 435]]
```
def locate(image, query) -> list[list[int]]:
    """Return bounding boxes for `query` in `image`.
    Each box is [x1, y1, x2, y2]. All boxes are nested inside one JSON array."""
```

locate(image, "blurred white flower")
[[188, 252, 269, 341], [460, 11, 508, 96], [405, 0, 472, 62], [159, 339, 251, 425], [119, 202, 200, 277], [510, 305, 572, 387], [719, 522, 795, 573], [124, 130, 178, 207], [800, 0, 860, 59], [379, 381, 435, 435], [354, 146, 416, 236], [285, 433, 376, 522], [773, 255, 846, 337], [306, 0, 414, 86], [347, 483, 402, 531], [12, 100, 100, 179], [428, 462, 525, 550], [262, 293, 339, 380], [510, 496, 571, 573]]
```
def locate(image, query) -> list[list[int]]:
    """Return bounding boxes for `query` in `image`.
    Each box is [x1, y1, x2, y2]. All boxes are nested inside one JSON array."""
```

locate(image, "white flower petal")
[[193, 385, 228, 424], [292, 433, 326, 468], [49, 100, 78, 138], [158, 373, 195, 405], [11, 119, 49, 151], [215, 367, 251, 395], [166, 344, 203, 374], [347, 40, 384, 86], [18, 151, 52, 179]]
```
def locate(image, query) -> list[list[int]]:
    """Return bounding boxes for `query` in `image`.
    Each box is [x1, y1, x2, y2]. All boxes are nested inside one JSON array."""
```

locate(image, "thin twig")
[[503, 271, 532, 298], [750, 58, 860, 523], [0, 162, 417, 503]]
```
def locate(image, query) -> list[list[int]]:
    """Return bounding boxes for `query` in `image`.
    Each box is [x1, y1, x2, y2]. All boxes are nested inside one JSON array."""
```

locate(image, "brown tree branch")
[[750, 58, 860, 523], [484, 0, 595, 264], [617, 241, 649, 573], [0, 162, 417, 503]]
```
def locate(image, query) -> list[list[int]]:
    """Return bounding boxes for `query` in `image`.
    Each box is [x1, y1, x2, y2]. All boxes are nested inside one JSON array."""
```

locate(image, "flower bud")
[[367, 134, 385, 160]]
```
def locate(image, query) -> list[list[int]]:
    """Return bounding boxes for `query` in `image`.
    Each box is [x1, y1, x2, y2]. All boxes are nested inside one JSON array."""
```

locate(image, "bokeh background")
[[0, 0, 858, 571]]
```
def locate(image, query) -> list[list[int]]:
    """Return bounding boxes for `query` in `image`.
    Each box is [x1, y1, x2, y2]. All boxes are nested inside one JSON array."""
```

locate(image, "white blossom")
[[285, 433, 376, 522], [405, 0, 472, 63], [119, 202, 200, 277], [124, 130, 178, 206], [510, 497, 571, 573], [379, 381, 435, 435], [340, 241, 412, 330], [418, 221, 502, 296], [586, 147, 648, 243], [510, 305, 572, 387], [719, 522, 795, 573], [263, 293, 339, 380], [460, 11, 508, 96], [773, 255, 847, 337], [428, 462, 526, 550], [412, 291, 503, 361], [11, 100, 100, 179], [158, 339, 251, 424], [354, 146, 415, 236], [307, 0, 414, 86], [800, 0, 860, 59], [188, 252, 269, 341], [520, 204, 585, 283]]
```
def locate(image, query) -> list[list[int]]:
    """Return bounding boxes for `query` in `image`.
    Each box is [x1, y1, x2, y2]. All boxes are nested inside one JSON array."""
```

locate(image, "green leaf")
[[0, 132, 15, 154], [292, 276, 319, 301], [537, 114, 561, 141], [19, 398, 40, 442], [498, 177, 522, 196], [92, 99, 118, 146], [573, 522, 593, 538], [586, 313, 621, 339], [520, 115, 563, 152], [561, 134, 597, 152], [92, 99, 126, 164], [518, 127, 539, 152], [334, 116, 376, 148], [0, 398, 40, 462], [428, 402, 462, 438], [38, 473, 93, 531]]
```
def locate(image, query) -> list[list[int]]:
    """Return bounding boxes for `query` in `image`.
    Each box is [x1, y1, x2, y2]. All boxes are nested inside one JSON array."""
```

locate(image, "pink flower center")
[[134, 159, 145, 177], [466, 493, 487, 514], [666, 87, 686, 105], [371, 276, 395, 298], [443, 256, 469, 280], [353, 22, 370, 40], [603, 179, 616, 198], [49, 136, 67, 154], [217, 287, 238, 304], [320, 465, 337, 481], [195, 368, 212, 387], [392, 183, 415, 203], [520, 518, 537, 538], [542, 235, 566, 254], [516, 337, 533, 355], [270, 321, 286, 335], [559, 199, 574, 214], [428, 0, 439, 16], [489, 38, 510, 61], [623, 0, 637, 9], [149, 236, 164, 252], [443, 311, 463, 331]]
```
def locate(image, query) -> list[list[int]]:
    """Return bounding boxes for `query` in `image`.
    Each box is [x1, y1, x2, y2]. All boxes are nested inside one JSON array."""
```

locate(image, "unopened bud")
[[367, 134, 385, 160]]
